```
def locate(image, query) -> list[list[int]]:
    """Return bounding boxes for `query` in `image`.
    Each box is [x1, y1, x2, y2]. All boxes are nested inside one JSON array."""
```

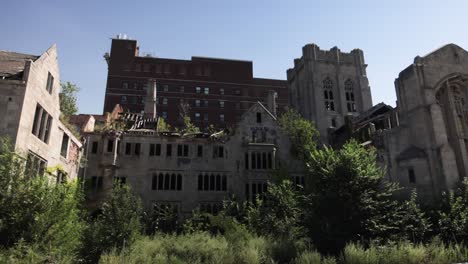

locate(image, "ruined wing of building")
[[319, 44, 468, 200], [83, 94, 305, 215], [0, 45, 83, 182]]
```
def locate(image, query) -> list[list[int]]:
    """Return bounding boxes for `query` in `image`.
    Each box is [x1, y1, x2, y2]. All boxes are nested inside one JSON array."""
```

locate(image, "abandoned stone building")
[[0, 45, 82, 181], [287, 44, 373, 144], [314, 44, 468, 199], [83, 90, 304, 215]]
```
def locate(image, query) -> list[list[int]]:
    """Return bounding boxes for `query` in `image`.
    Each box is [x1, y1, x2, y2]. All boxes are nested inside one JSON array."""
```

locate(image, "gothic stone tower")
[[287, 44, 373, 143]]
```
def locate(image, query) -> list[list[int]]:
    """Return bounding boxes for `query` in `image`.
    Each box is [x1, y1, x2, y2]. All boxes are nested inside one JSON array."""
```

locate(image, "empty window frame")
[[91, 141, 98, 154], [213, 146, 224, 158], [46, 72, 54, 93], [408, 168, 416, 183], [197, 174, 227, 191], [166, 144, 172, 156], [31, 104, 52, 143], [60, 133, 69, 158], [248, 152, 273, 170], [26, 151, 47, 177], [107, 139, 114, 152], [152, 173, 183, 191], [197, 145, 203, 157], [177, 144, 189, 157]]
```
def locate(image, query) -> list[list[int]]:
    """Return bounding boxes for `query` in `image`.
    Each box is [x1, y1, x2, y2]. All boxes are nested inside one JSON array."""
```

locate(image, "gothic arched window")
[[345, 79, 356, 112], [323, 77, 335, 111]]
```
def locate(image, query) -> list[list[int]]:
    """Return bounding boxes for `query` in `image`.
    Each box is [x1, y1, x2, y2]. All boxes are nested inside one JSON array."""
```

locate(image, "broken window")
[[91, 141, 98, 154], [134, 143, 141, 156], [149, 143, 155, 156], [152, 173, 182, 191], [408, 168, 416, 183], [213, 146, 224, 158], [26, 151, 47, 177], [60, 133, 69, 158], [198, 174, 227, 191], [155, 144, 161, 156], [31, 104, 52, 143], [125, 143, 131, 155], [46, 72, 54, 94], [107, 139, 114, 152], [166, 144, 172, 156], [197, 145, 203, 157]]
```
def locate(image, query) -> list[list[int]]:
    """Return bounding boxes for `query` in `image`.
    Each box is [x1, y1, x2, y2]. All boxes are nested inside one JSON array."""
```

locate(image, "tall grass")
[[100, 232, 272, 264], [341, 240, 468, 264]]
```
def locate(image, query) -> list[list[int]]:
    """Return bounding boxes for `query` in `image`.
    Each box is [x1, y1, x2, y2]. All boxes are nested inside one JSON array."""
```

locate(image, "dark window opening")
[[60, 133, 69, 158], [91, 141, 98, 154], [166, 144, 172, 156], [409, 168, 416, 183], [107, 139, 114, 152], [134, 143, 141, 156], [149, 144, 155, 156], [256, 112, 262, 123], [155, 144, 161, 156], [125, 143, 131, 155], [197, 145, 203, 157]]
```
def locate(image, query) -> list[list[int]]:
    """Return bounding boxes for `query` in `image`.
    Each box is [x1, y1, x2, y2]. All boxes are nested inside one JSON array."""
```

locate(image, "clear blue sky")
[[2, 0, 467, 114]]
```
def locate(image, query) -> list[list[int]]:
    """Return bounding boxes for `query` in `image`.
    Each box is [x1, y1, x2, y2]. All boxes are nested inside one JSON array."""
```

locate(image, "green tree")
[[248, 181, 303, 239], [278, 109, 319, 160], [438, 178, 468, 243], [157, 117, 171, 132], [81, 183, 143, 263], [182, 115, 200, 134], [0, 137, 85, 260], [59, 81, 80, 116], [304, 140, 402, 252], [398, 190, 432, 242]]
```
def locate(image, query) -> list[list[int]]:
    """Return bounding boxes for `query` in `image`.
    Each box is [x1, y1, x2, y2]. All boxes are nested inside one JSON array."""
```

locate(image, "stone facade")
[[0, 45, 82, 181], [287, 44, 373, 143], [329, 44, 468, 200], [83, 101, 304, 214]]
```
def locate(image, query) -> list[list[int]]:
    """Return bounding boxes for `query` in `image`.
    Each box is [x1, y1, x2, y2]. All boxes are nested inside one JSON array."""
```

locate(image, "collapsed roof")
[[0, 51, 38, 79]]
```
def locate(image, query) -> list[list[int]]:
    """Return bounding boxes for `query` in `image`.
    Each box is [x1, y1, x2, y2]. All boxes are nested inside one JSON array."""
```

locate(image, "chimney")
[[144, 79, 157, 119], [266, 90, 278, 117]]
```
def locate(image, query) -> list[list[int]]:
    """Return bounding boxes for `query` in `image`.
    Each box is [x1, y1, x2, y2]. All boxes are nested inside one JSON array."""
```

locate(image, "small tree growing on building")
[[59, 81, 80, 116]]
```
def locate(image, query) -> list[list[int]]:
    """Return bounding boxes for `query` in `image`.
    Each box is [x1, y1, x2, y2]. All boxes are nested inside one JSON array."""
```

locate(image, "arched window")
[[209, 174, 215, 190], [204, 174, 209, 190], [158, 173, 164, 190], [198, 174, 203, 190], [164, 174, 170, 190], [345, 79, 356, 112], [323, 77, 335, 111], [216, 174, 221, 191], [170, 173, 176, 190]]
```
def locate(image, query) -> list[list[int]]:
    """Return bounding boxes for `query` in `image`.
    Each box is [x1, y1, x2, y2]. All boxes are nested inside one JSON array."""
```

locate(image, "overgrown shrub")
[[80, 183, 143, 263], [0, 138, 85, 260]]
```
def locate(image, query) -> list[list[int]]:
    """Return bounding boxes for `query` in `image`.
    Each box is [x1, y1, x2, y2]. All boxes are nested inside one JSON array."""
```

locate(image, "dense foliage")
[[278, 109, 319, 160], [2, 108, 468, 263], [0, 138, 85, 262]]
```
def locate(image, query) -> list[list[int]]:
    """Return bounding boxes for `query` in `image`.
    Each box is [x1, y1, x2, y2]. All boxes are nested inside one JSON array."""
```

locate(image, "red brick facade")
[[103, 38, 288, 128]]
